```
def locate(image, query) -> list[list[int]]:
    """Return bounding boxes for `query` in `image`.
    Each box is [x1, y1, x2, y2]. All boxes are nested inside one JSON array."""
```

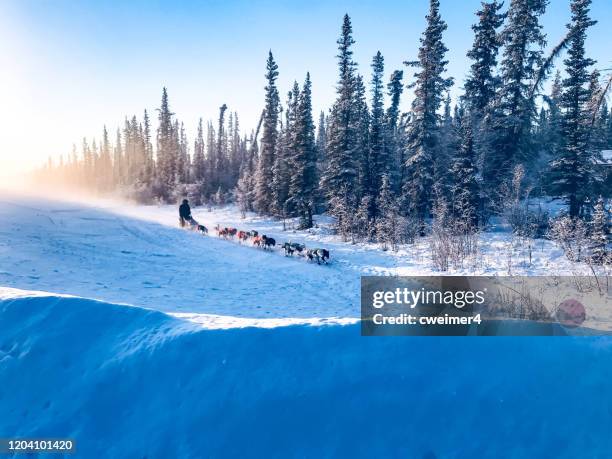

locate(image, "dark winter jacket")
[[179, 202, 191, 219]]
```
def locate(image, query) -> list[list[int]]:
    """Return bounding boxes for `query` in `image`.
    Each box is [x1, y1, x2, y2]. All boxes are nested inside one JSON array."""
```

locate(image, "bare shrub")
[[548, 216, 589, 262]]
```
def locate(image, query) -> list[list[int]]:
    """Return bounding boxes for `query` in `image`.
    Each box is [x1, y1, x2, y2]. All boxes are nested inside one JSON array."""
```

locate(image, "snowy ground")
[[0, 191, 359, 323], [2, 190, 612, 457], [0, 190, 602, 327]]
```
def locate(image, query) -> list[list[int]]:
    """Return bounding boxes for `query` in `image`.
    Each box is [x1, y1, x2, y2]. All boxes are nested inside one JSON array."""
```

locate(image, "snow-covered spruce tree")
[[289, 73, 318, 229], [589, 196, 609, 265], [402, 0, 453, 226], [549, 0, 597, 218], [321, 14, 360, 231], [367, 51, 386, 220], [254, 52, 280, 214], [384, 70, 404, 192], [451, 111, 479, 229], [487, 0, 547, 189], [463, 0, 504, 219]]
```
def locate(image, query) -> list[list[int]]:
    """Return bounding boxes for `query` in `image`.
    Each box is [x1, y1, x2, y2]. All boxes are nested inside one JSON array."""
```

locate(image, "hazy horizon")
[[1, 0, 610, 180]]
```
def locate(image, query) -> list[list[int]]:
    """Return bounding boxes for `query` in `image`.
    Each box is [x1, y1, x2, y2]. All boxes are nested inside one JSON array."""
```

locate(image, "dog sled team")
[[178, 199, 330, 264]]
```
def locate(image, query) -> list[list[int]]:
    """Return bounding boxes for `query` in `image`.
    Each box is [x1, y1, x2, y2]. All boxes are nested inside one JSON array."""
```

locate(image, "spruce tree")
[[463, 0, 504, 116], [254, 52, 280, 214], [290, 73, 318, 228], [488, 0, 547, 183], [368, 51, 386, 218], [452, 112, 479, 228], [384, 70, 404, 191], [272, 86, 297, 217], [156, 87, 176, 198], [321, 14, 360, 226], [549, 0, 597, 217], [402, 0, 453, 225]]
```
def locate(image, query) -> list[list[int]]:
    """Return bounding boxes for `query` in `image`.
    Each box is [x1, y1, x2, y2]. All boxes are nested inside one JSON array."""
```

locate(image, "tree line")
[[38, 0, 611, 252]]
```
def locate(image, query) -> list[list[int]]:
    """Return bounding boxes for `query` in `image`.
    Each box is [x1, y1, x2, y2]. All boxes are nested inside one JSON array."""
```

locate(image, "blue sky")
[[1, 0, 610, 176]]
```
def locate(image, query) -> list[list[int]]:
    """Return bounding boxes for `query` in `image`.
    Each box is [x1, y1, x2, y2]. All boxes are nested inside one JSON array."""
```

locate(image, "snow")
[[0, 190, 604, 328], [2, 287, 612, 458], [0, 192, 358, 323], [2, 191, 612, 456]]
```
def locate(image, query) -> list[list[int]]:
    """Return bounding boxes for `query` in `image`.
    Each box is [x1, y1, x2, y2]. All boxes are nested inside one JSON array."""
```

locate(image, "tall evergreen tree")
[[254, 52, 280, 214], [321, 14, 360, 224], [463, 1, 504, 115], [452, 112, 480, 227], [156, 87, 176, 197], [368, 51, 386, 218], [272, 85, 298, 216], [488, 0, 547, 182], [290, 73, 318, 228], [402, 0, 453, 224], [384, 70, 404, 191], [549, 0, 597, 217]]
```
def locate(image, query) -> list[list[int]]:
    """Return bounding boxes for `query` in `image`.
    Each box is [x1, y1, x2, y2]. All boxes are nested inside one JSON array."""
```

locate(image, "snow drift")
[[2, 289, 612, 458]]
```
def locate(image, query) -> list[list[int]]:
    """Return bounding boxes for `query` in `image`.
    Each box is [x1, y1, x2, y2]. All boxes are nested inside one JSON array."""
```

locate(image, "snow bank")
[[2, 289, 612, 458]]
